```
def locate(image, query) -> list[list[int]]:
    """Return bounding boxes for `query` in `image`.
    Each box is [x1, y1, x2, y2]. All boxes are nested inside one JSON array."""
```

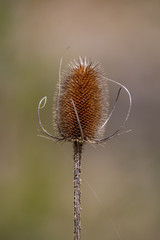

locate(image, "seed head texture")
[[56, 58, 109, 143]]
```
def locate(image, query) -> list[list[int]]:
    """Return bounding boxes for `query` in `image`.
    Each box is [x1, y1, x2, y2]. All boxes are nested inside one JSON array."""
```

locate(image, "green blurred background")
[[0, 1, 160, 239]]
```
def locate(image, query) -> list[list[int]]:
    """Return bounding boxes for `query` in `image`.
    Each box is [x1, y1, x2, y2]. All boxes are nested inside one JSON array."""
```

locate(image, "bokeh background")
[[1, 1, 160, 239]]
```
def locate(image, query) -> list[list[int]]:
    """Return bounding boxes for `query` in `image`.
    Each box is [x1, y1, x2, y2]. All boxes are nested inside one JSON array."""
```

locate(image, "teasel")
[[38, 57, 132, 240]]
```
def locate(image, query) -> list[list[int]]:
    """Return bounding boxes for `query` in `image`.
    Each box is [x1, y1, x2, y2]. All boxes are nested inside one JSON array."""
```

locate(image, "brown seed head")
[[54, 57, 109, 143]]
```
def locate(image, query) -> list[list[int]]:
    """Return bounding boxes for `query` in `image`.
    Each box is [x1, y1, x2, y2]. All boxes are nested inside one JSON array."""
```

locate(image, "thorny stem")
[[73, 141, 83, 240]]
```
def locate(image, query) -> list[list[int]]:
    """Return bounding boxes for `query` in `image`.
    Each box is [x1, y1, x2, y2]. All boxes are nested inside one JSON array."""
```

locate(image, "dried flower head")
[[38, 57, 132, 144], [55, 58, 109, 143]]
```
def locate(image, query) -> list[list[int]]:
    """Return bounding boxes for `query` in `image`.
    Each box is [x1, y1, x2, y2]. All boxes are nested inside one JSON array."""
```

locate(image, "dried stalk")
[[73, 141, 83, 240]]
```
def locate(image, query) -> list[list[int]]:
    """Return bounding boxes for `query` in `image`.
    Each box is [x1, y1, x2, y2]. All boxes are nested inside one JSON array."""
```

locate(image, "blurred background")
[[0, 0, 160, 239]]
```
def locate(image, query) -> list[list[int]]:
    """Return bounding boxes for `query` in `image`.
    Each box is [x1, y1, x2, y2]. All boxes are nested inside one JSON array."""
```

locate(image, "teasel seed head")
[[54, 57, 109, 143], [38, 57, 132, 144]]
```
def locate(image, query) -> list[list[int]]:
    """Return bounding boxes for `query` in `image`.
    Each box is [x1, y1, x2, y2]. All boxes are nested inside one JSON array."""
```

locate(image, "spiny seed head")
[[54, 57, 109, 143]]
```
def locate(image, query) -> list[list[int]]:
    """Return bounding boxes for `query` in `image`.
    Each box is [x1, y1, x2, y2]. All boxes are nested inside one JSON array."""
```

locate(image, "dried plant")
[[38, 57, 132, 240]]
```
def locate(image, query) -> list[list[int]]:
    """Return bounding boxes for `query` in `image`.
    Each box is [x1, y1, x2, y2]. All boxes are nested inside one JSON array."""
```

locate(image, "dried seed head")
[[54, 57, 109, 143], [38, 57, 131, 143]]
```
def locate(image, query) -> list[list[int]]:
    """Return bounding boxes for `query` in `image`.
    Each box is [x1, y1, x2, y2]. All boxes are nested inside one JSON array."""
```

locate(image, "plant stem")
[[73, 141, 83, 240]]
